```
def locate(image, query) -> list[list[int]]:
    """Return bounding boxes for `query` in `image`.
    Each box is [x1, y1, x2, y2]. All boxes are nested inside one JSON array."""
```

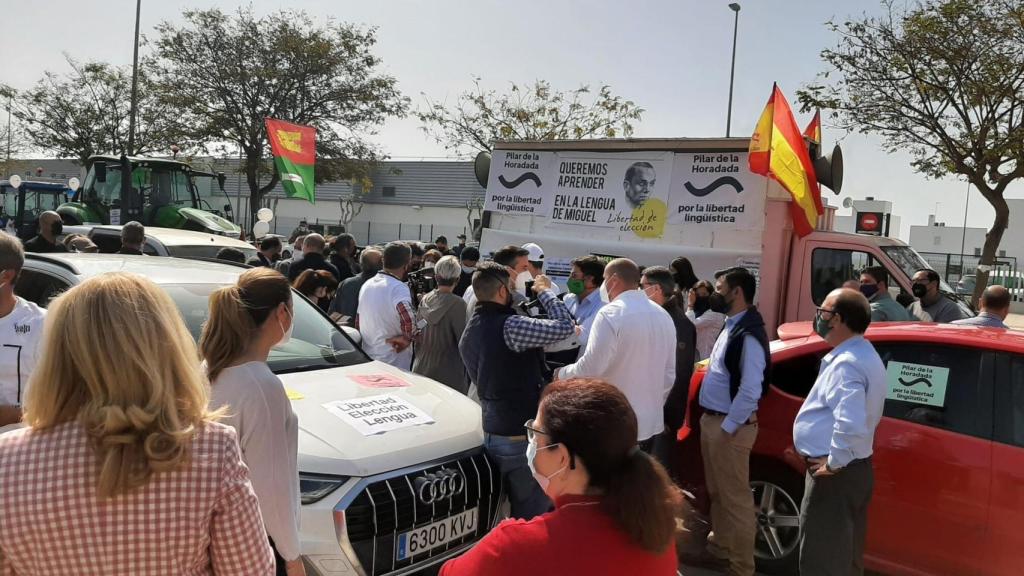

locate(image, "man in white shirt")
[[0, 234, 46, 426], [555, 258, 676, 449], [357, 242, 419, 370]]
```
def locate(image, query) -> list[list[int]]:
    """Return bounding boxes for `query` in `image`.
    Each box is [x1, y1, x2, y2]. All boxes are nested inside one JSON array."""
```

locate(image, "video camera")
[[407, 268, 436, 302]]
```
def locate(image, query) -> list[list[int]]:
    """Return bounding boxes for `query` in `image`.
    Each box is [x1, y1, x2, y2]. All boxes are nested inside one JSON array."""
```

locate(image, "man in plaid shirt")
[[459, 261, 574, 519]]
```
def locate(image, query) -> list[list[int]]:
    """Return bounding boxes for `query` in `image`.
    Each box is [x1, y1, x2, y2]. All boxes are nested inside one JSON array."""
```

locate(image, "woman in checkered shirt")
[[0, 273, 274, 576]]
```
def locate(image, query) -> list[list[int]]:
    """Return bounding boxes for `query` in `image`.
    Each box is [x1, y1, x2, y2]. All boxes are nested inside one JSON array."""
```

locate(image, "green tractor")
[[58, 155, 242, 237]]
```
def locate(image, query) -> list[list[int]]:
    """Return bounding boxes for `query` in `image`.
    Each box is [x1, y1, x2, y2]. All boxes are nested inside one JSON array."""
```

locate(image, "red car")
[[674, 322, 1024, 576]]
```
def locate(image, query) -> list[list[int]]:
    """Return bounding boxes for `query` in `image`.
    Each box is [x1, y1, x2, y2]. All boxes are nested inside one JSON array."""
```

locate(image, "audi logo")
[[414, 468, 465, 505]]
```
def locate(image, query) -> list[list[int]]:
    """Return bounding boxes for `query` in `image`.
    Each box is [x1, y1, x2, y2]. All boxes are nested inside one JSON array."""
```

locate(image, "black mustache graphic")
[[898, 377, 932, 388], [684, 176, 744, 197], [498, 172, 542, 189]]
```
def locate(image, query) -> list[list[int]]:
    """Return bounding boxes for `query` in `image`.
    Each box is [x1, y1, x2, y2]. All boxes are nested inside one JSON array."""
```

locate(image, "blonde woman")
[[200, 268, 304, 576], [0, 273, 273, 576]]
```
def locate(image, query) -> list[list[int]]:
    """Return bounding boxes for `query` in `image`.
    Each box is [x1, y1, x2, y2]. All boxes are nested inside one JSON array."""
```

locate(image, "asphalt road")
[[1006, 312, 1024, 330]]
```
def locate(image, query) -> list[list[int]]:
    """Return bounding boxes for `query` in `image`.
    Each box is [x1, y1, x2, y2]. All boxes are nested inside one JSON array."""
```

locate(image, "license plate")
[[396, 507, 478, 561]]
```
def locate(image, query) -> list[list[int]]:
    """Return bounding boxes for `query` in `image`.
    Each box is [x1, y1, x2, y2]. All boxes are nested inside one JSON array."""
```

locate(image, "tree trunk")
[[971, 193, 1010, 307]]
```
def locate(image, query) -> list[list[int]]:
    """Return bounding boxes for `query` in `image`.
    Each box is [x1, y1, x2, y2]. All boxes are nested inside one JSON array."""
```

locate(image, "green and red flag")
[[266, 118, 316, 204]]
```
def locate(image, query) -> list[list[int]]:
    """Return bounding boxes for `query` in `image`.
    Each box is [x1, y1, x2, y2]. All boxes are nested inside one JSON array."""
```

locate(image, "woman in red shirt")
[[441, 378, 681, 576]]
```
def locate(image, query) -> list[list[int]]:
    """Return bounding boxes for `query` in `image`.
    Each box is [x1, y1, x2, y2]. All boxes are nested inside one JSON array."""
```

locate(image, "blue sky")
[[2, 0, 1020, 239]]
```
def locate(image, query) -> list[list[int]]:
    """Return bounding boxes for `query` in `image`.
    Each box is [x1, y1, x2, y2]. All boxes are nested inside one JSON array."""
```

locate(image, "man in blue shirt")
[[793, 288, 886, 576], [952, 284, 1010, 328], [563, 255, 607, 353], [696, 267, 769, 576]]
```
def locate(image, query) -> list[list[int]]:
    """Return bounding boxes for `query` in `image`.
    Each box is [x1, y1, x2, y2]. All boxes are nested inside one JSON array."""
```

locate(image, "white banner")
[[322, 394, 435, 436], [484, 150, 555, 216], [667, 152, 767, 231], [546, 151, 674, 238]]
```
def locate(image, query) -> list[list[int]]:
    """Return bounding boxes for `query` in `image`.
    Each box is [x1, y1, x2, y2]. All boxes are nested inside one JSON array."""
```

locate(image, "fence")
[[266, 215, 472, 247], [918, 252, 1018, 286]]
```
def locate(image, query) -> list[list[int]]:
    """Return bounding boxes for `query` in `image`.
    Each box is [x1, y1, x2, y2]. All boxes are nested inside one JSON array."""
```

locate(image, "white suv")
[[17, 253, 505, 576]]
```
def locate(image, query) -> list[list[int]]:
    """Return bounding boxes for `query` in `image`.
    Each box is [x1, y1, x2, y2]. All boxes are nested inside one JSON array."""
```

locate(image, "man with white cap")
[[520, 243, 561, 296]]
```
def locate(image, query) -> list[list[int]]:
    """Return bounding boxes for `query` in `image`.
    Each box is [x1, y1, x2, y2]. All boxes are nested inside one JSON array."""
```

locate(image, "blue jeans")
[[484, 434, 552, 520]]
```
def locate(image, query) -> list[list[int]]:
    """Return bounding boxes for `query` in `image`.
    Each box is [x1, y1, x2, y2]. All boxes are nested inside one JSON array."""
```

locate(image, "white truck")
[[478, 138, 971, 336]]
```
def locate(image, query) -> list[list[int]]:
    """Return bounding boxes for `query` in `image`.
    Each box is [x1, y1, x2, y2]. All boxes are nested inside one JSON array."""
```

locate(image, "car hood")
[[179, 207, 242, 236], [279, 360, 483, 477]]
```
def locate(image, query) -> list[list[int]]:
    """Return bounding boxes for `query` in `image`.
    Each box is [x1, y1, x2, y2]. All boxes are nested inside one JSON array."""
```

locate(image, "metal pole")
[[127, 0, 142, 156], [726, 3, 741, 137], [959, 180, 970, 269], [236, 148, 243, 224], [5, 95, 11, 163]]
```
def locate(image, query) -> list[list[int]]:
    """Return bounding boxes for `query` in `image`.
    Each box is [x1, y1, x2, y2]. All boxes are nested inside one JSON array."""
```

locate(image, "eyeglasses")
[[523, 419, 549, 443], [815, 307, 837, 319]]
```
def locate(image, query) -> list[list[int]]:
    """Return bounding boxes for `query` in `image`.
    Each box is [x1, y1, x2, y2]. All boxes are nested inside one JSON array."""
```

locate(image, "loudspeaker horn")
[[474, 151, 492, 188], [814, 144, 843, 195]]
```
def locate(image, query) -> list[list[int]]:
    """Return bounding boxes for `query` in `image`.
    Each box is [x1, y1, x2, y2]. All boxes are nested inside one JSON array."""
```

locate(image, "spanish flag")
[[749, 85, 822, 237], [803, 110, 821, 144]]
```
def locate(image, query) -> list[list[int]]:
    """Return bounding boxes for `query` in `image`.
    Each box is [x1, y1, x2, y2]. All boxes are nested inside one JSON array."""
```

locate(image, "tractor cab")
[[60, 155, 240, 237], [1, 176, 75, 240]]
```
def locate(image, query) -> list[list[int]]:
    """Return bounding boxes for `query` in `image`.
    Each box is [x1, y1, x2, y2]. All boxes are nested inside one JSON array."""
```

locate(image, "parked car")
[[674, 322, 1024, 576], [16, 253, 505, 576], [60, 224, 258, 261]]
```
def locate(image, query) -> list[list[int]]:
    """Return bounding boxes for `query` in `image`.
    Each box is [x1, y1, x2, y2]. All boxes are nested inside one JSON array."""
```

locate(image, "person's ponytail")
[[603, 449, 681, 553], [199, 285, 254, 382]]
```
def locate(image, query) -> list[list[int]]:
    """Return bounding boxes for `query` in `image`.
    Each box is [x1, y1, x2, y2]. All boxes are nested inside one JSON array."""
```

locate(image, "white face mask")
[[424, 261, 435, 269], [599, 281, 611, 303], [515, 270, 532, 295], [643, 285, 659, 301], [461, 265, 476, 274], [526, 438, 566, 492], [276, 306, 293, 347]]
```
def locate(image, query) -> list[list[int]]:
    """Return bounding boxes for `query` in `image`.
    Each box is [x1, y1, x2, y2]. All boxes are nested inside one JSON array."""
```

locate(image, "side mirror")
[[217, 172, 226, 191], [95, 162, 107, 183]]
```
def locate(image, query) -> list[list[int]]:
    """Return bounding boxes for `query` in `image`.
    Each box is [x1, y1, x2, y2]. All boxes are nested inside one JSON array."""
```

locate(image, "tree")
[[338, 180, 370, 229], [417, 78, 644, 157], [0, 85, 29, 177], [9, 56, 180, 163], [150, 7, 408, 225], [798, 0, 1024, 304]]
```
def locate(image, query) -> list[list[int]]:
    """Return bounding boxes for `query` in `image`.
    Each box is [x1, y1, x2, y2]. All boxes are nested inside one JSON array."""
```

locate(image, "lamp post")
[[127, 0, 142, 157], [726, 3, 741, 137]]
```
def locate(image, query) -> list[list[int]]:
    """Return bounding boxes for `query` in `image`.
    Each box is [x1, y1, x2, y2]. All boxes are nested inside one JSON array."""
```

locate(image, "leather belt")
[[701, 409, 758, 425]]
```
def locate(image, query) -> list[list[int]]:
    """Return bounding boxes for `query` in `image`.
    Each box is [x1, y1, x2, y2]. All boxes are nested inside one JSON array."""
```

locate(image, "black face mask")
[[912, 284, 928, 298], [693, 296, 711, 317], [51, 222, 63, 236], [709, 292, 730, 314]]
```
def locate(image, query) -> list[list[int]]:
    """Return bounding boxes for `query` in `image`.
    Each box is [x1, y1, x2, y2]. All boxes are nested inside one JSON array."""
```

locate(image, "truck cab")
[[59, 155, 241, 237], [0, 178, 72, 240]]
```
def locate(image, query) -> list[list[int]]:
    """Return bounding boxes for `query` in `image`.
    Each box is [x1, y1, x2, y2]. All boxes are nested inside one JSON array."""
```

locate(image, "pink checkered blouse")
[[0, 420, 275, 575]]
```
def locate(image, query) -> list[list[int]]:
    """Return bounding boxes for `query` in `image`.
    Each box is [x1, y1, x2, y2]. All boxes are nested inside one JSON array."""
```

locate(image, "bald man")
[[556, 258, 676, 451], [794, 288, 886, 576], [23, 211, 68, 254], [953, 284, 1011, 328]]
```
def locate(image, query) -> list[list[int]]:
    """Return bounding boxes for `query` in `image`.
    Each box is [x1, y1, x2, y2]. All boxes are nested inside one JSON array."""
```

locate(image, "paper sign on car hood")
[[323, 394, 435, 436]]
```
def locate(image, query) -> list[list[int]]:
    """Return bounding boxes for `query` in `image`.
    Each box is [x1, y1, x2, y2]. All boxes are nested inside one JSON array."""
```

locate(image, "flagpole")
[[726, 3, 741, 137]]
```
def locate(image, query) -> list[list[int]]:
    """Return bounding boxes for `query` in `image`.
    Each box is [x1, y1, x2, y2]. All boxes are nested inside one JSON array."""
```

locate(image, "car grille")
[[341, 451, 504, 575]]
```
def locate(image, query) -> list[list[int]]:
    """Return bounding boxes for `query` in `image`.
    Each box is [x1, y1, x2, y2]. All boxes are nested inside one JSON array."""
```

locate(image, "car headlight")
[[300, 473, 349, 505]]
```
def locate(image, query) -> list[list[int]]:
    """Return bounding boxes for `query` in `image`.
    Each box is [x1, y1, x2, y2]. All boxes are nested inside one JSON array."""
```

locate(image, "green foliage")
[[149, 7, 408, 217], [8, 57, 180, 162], [798, 0, 1024, 300], [417, 78, 644, 156]]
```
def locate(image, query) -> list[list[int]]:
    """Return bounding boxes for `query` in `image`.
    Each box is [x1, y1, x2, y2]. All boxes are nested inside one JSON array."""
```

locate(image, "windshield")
[[166, 245, 257, 261], [192, 173, 235, 216], [1, 185, 65, 222], [82, 163, 193, 208], [881, 245, 956, 293], [164, 283, 368, 372]]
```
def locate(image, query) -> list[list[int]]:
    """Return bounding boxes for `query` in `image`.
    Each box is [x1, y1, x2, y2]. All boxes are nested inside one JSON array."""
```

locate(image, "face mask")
[[424, 261, 435, 269], [814, 311, 834, 340], [462, 265, 476, 274], [515, 270, 532, 295], [51, 222, 63, 236], [526, 439, 566, 492], [271, 252, 281, 263], [859, 283, 879, 298], [566, 278, 585, 295], [276, 306, 293, 347], [599, 281, 611, 303], [709, 292, 729, 314], [912, 284, 928, 298], [643, 285, 659, 301], [694, 296, 711, 316]]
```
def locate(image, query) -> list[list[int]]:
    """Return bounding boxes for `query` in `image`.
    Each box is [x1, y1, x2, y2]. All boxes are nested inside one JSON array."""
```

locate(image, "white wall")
[[909, 224, 988, 257]]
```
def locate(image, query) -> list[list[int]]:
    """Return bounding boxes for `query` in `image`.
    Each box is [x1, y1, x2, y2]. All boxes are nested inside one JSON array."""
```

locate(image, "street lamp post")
[[726, 3, 741, 137], [127, 0, 142, 157]]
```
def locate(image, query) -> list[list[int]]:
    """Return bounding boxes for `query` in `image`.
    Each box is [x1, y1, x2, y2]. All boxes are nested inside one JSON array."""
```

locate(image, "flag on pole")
[[266, 118, 316, 204], [749, 84, 822, 237], [803, 110, 822, 144]]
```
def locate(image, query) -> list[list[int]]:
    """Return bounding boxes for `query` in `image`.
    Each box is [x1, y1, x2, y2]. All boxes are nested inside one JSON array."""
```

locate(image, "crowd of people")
[[0, 213, 1016, 575]]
